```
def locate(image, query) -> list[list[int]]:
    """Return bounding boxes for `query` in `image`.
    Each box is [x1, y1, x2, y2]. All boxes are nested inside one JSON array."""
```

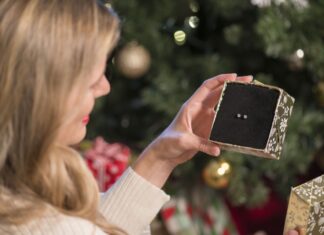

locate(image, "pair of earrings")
[[236, 113, 248, 120]]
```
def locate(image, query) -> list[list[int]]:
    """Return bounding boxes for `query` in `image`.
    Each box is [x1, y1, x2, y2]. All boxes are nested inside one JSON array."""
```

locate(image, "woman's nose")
[[95, 75, 111, 98]]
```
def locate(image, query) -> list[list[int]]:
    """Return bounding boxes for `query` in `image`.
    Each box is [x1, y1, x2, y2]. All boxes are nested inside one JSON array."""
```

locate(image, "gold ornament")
[[115, 41, 151, 79], [203, 160, 232, 189], [315, 81, 324, 107]]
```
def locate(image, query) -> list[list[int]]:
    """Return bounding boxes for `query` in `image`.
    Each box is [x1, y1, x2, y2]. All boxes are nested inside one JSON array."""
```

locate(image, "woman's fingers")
[[188, 73, 237, 104], [237, 75, 253, 82], [187, 133, 220, 156], [189, 74, 253, 107], [286, 230, 299, 235], [286, 226, 306, 235], [203, 73, 237, 89], [202, 85, 224, 107], [198, 137, 220, 156], [201, 75, 253, 108], [296, 227, 306, 235]]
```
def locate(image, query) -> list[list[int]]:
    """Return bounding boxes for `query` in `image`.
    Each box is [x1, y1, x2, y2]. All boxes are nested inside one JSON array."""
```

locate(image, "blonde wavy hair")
[[0, 0, 125, 234]]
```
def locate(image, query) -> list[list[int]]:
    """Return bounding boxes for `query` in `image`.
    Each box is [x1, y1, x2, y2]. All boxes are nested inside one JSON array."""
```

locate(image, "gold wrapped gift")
[[284, 174, 324, 235]]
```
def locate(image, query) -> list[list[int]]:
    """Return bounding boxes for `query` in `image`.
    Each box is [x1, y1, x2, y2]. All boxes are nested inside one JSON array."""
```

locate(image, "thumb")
[[190, 134, 220, 156], [296, 226, 306, 235], [286, 230, 299, 235]]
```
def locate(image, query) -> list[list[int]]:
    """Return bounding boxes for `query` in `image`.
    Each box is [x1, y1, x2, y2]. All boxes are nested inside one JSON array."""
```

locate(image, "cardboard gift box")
[[284, 175, 324, 235], [209, 80, 295, 159]]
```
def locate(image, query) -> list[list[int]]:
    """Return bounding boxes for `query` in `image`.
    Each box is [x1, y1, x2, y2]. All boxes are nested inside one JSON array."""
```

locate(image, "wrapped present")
[[283, 174, 324, 235], [161, 197, 196, 235], [161, 192, 238, 235], [209, 80, 295, 159], [83, 137, 131, 191]]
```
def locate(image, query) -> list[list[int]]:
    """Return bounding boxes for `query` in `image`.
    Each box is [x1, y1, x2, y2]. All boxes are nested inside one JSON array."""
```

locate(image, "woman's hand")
[[286, 230, 299, 235], [133, 74, 253, 188], [286, 227, 306, 235]]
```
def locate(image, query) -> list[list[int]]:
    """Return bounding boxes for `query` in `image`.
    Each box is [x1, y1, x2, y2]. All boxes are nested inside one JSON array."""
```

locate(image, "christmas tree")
[[87, 0, 324, 233]]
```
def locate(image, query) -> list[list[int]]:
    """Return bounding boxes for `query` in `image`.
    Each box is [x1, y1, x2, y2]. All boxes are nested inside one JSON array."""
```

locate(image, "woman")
[[0, 0, 302, 234]]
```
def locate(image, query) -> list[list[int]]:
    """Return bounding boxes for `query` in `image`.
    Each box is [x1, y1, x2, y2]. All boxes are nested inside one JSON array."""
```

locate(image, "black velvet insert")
[[210, 83, 280, 149]]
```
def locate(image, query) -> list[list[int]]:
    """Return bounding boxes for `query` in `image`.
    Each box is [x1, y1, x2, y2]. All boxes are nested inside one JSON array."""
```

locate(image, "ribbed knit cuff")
[[99, 167, 170, 235]]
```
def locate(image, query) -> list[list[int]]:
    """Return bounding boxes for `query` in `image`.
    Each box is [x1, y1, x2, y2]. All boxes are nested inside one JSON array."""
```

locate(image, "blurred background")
[[82, 0, 324, 234]]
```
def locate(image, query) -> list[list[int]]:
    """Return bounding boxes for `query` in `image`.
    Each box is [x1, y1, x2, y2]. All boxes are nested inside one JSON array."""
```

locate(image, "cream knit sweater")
[[0, 168, 170, 235]]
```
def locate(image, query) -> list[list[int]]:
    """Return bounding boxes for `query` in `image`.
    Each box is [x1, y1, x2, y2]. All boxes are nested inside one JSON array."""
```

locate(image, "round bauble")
[[203, 160, 232, 189], [115, 41, 151, 79]]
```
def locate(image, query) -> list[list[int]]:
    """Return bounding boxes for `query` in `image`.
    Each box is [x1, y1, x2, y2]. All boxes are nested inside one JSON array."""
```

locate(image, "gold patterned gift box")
[[209, 80, 295, 159], [284, 175, 324, 235]]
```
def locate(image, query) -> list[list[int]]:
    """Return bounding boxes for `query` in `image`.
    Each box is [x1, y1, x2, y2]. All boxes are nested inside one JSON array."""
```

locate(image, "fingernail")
[[224, 73, 237, 77], [213, 148, 220, 156], [239, 75, 253, 78]]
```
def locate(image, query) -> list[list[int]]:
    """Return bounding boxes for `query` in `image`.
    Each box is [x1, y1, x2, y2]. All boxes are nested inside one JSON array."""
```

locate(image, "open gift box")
[[209, 80, 295, 159]]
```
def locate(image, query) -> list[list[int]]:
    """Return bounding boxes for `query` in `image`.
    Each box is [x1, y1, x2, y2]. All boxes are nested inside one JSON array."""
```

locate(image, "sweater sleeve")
[[0, 213, 108, 235], [99, 167, 170, 235]]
